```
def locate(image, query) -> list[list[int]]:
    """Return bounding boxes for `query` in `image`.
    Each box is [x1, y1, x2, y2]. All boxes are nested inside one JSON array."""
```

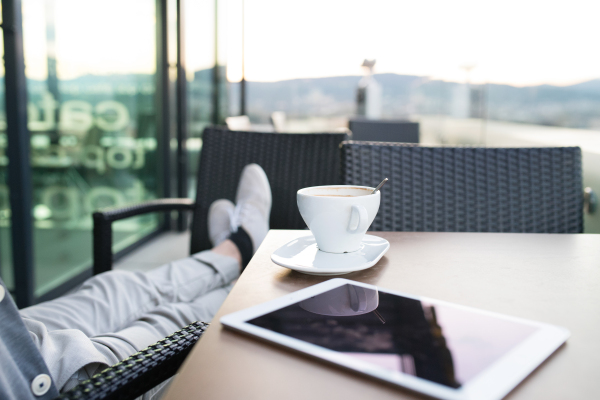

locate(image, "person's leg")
[[94, 164, 271, 351], [91, 283, 234, 364], [59, 283, 235, 397], [29, 241, 242, 393], [83, 164, 273, 368], [33, 163, 272, 393], [21, 163, 270, 336], [20, 245, 240, 338]]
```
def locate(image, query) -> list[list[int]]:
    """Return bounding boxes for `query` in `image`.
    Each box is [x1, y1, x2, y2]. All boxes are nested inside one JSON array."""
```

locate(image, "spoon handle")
[[372, 178, 388, 194]]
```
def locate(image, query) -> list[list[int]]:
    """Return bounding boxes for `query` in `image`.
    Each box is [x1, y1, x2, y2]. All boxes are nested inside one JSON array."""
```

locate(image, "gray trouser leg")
[[21, 250, 239, 393], [21, 251, 239, 336], [91, 284, 234, 364], [63, 285, 234, 399]]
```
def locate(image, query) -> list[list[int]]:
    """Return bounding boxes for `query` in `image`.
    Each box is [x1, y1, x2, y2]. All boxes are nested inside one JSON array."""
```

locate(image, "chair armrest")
[[94, 198, 195, 223], [93, 199, 195, 275], [56, 321, 209, 400]]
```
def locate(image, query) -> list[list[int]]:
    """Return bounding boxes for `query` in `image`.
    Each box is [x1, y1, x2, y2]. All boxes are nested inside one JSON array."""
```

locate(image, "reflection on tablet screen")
[[248, 284, 538, 388]]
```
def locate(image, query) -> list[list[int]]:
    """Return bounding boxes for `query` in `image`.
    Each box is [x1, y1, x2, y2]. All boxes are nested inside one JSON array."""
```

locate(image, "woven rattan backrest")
[[341, 141, 583, 233], [190, 127, 348, 253]]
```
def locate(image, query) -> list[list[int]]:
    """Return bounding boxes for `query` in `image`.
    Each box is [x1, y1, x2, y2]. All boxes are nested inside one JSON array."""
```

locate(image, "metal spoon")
[[372, 178, 388, 194]]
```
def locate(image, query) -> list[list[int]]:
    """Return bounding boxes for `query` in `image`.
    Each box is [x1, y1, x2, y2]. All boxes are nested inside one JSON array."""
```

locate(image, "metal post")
[[156, 0, 171, 228], [212, 0, 220, 125], [240, 0, 246, 116], [176, 0, 189, 231], [2, 0, 35, 307]]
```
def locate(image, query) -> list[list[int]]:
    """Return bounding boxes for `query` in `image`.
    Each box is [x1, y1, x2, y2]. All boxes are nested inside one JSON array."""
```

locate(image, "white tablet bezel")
[[220, 278, 569, 400]]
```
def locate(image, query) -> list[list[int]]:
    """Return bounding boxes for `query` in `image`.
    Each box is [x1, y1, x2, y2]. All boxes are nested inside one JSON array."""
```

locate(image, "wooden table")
[[164, 230, 600, 400]]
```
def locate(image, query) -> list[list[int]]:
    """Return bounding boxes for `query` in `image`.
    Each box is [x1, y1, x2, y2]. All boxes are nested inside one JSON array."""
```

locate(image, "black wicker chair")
[[56, 321, 209, 400], [341, 141, 583, 233]]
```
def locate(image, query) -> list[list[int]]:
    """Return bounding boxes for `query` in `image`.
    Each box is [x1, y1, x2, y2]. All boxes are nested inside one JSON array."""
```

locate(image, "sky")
[[18, 0, 600, 87], [232, 0, 600, 86], [22, 0, 156, 80]]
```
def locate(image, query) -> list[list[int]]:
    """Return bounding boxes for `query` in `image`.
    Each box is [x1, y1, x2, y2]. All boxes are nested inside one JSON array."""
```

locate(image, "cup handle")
[[347, 205, 369, 233]]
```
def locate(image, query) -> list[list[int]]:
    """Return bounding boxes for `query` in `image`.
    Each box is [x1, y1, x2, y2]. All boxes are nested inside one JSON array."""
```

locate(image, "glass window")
[[185, 0, 228, 199], [22, 0, 160, 297]]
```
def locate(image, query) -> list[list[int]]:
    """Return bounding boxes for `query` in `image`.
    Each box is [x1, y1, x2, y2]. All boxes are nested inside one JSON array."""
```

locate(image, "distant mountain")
[[5, 71, 600, 131], [565, 79, 600, 93], [240, 73, 425, 121], [237, 73, 600, 130]]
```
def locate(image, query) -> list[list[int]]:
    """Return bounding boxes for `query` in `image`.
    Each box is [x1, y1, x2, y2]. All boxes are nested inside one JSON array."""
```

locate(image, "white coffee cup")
[[297, 185, 380, 253]]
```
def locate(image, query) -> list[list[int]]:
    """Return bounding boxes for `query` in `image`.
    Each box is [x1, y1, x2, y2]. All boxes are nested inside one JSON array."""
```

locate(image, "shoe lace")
[[230, 201, 259, 233]]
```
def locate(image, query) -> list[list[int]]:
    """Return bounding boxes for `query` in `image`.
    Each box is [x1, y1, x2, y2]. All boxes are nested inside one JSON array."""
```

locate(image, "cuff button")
[[31, 374, 52, 396]]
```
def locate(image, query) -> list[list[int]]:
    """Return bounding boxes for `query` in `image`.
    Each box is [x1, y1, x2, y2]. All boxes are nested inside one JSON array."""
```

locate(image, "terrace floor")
[[114, 231, 190, 273]]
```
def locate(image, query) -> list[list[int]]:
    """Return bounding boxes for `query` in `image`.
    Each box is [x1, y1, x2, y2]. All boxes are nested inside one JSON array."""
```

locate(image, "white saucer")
[[271, 234, 390, 276]]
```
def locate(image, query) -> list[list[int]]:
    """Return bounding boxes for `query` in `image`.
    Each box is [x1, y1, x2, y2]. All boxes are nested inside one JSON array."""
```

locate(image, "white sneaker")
[[231, 164, 272, 253], [208, 199, 235, 247]]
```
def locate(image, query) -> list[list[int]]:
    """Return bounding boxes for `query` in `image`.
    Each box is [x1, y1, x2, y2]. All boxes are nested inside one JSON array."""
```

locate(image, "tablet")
[[220, 279, 569, 400]]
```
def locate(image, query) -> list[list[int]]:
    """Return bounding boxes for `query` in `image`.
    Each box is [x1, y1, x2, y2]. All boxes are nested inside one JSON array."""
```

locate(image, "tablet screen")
[[248, 283, 538, 388]]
